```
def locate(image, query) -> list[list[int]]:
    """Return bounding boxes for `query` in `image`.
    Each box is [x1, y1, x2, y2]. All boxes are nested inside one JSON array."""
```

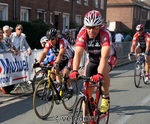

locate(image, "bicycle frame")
[[77, 76, 108, 123], [47, 69, 66, 101]]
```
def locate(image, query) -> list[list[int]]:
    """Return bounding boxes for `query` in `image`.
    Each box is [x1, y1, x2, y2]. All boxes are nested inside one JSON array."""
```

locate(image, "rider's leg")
[[145, 55, 150, 82], [135, 46, 142, 60]]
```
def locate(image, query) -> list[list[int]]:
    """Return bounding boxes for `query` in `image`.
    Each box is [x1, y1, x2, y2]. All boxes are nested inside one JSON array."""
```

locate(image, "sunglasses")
[[50, 37, 55, 40], [86, 26, 99, 30], [17, 28, 22, 30]]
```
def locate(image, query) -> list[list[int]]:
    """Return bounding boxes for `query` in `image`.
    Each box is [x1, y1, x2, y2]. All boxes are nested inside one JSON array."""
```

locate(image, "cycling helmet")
[[84, 10, 103, 27], [46, 28, 57, 40], [136, 24, 144, 31], [40, 36, 48, 43]]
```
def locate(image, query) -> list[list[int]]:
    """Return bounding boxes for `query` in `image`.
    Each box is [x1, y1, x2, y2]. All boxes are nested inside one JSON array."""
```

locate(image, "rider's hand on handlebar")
[[128, 52, 134, 61], [33, 62, 40, 68], [69, 70, 79, 79], [91, 73, 103, 83]]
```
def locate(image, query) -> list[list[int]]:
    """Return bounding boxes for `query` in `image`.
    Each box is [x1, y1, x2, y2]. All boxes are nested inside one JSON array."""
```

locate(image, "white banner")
[[0, 50, 42, 87]]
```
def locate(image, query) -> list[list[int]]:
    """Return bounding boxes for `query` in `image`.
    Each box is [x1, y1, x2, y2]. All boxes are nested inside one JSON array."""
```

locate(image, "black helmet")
[[46, 28, 57, 40]]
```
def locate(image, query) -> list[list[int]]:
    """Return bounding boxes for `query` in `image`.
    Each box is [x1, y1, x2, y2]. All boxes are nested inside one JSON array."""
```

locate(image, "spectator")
[[3, 25, 19, 55], [124, 34, 132, 42], [10, 24, 32, 55], [63, 29, 72, 44], [114, 30, 124, 52], [115, 30, 124, 42], [0, 28, 9, 52]]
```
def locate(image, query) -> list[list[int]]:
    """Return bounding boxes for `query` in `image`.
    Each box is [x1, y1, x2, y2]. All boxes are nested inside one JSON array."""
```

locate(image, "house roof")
[[107, 0, 150, 9]]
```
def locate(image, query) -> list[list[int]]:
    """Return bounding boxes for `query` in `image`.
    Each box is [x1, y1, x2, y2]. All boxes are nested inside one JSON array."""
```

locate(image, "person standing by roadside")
[[114, 30, 124, 52], [3, 25, 19, 55], [10, 24, 32, 55]]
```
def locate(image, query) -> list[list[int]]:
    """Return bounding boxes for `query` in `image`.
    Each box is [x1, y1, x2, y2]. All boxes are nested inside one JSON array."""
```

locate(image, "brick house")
[[106, 0, 150, 32], [0, 0, 107, 33]]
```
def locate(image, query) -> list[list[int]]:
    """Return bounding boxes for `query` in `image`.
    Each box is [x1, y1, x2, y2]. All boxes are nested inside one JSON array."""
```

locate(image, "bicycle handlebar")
[[128, 52, 146, 61], [78, 75, 102, 86]]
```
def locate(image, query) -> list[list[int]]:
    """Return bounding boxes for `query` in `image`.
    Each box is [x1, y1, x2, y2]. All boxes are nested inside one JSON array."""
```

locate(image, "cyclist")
[[69, 10, 117, 116], [36, 28, 74, 98], [129, 24, 150, 82], [40, 36, 56, 66]]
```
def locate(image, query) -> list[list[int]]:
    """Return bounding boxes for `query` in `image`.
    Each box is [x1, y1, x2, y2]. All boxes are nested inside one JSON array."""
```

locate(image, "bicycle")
[[128, 52, 147, 88], [71, 76, 109, 124], [32, 64, 78, 120]]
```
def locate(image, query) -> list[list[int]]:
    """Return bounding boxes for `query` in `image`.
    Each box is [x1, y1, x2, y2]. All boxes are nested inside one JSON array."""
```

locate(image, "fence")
[[0, 42, 132, 87]]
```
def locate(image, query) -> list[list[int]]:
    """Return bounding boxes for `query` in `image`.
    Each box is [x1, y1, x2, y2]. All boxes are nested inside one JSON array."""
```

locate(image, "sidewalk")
[[0, 83, 33, 105]]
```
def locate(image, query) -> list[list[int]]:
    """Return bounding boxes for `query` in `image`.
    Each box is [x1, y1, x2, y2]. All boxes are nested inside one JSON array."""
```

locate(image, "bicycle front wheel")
[[72, 96, 85, 124], [97, 109, 109, 124], [32, 69, 47, 92], [134, 63, 142, 88], [62, 80, 78, 111], [33, 79, 54, 120]]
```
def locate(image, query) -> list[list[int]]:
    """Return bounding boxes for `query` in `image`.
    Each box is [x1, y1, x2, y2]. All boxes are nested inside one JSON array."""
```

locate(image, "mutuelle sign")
[[0, 50, 41, 87]]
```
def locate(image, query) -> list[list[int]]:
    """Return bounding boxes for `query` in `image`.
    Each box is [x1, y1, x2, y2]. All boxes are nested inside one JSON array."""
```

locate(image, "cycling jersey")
[[132, 32, 150, 49], [45, 37, 74, 61], [76, 26, 116, 64]]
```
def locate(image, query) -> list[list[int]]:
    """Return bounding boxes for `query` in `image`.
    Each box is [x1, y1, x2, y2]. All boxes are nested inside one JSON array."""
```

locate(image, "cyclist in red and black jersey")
[[37, 28, 74, 98], [69, 10, 117, 114], [130, 24, 150, 82]]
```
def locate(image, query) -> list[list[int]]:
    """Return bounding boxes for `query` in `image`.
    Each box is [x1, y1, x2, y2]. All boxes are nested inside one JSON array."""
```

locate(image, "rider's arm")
[[130, 34, 138, 53], [145, 34, 150, 53], [73, 46, 84, 71], [54, 48, 65, 64], [38, 47, 49, 63], [97, 46, 110, 74]]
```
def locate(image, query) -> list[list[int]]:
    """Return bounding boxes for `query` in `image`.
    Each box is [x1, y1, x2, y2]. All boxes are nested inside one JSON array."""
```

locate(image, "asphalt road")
[[1, 62, 150, 124]]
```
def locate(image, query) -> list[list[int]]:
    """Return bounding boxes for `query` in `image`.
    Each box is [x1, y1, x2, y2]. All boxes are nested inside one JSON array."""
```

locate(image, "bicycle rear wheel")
[[62, 80, 78, 111], [134, 63, 142, 88], [32, 69, 47, 92], [33, 79, 54, 120]]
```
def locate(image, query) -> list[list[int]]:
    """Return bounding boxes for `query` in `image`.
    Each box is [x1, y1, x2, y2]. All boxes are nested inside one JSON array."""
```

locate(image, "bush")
[[0, 20, 49, 49]]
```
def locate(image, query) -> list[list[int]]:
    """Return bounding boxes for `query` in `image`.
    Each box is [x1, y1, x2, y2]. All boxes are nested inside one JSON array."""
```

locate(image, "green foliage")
[[0, 20, 49, 49]]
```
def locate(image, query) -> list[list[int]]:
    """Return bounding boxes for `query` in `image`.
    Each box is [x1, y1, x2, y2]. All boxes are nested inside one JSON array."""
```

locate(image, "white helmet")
[[84, 10, 103, 27], [40, 36, 48, 43], [136, 24, 144, 31]]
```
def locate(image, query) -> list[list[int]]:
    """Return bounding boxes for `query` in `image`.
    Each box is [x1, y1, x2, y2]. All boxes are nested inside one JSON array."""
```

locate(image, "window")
[[20, 7, 30, 22], [0, 3, 8, 21], [37, 9, 46, 22], [94, 0, 98, 8], [77, 0, 81, 4], [76, 15, 81, 26], [63, 13, 70, 33], [84, 0, 88, 6], [100, 0, 104, 9], [50, 13, 53, 25]]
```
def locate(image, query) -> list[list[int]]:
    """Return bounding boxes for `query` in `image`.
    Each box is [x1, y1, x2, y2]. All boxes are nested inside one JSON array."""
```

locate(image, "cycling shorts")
[[86, 55, 117, 77], [59, 58, 73, 71]]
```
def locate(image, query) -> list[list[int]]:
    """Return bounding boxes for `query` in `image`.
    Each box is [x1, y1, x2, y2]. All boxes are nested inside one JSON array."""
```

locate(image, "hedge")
[[0, 20, 49, 49]]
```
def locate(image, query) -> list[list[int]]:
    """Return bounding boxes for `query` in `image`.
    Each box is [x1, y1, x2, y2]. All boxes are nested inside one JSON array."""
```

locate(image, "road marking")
[[112, 94, 150, 124]]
